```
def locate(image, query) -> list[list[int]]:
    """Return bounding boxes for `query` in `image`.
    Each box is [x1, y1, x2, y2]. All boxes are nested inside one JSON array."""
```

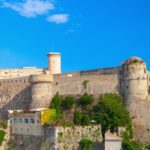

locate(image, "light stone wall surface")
[[148, 72, 150, 87], [47, 53, 61, 74], [105, 140, 122, 150], [0, 77, 31, 110], [52, 74, 120, 96], [10, 112, 43, 136], [30, 75, 53, 109], [7, 125, 103, 150], [42, 125, 103, 150], [0, 68, 44, 79]]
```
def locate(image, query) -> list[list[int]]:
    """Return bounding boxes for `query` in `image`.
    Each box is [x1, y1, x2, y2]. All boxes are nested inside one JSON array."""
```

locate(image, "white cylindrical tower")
[[122, 57, 148, 116], [47, 52, 61, 74]]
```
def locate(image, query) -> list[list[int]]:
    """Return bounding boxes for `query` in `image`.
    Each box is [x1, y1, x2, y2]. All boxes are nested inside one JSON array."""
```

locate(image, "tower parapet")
[[30, 74, 53, 109], [122, 57, 148, 115]]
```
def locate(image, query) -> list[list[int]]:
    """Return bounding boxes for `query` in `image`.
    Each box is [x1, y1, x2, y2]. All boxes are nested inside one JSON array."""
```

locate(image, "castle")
[[0, 52, 150, 141]]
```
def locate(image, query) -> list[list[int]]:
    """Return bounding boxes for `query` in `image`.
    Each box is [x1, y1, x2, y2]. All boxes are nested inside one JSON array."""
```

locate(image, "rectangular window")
[[14, 119, 18, 124], [30, 119, 35, 124], [19, 119, 23, 124], [24, 119, 29, 124]]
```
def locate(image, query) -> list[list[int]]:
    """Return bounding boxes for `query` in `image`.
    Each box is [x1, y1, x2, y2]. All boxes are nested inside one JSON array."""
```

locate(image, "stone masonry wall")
[[7, 125, 103, 150], [0, 77, 31, 110], [52, 73, 120, 97], [0, 68, 44, 79], [148, 72, 150, 87], [41, 125, 103, 150], [55, 125, 103, 150]]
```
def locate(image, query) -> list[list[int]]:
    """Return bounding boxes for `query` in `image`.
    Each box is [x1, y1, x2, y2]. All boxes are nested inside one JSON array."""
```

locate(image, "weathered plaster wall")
[[0, 77, 31, 110], [10, 112, 43, 136]]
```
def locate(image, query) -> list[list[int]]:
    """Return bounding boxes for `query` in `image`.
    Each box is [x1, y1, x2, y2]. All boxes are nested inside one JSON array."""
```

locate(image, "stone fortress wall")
[[52, 67, 121, 96], [0, 68, 44, 79], [0, 67, 44, 112], [0, 76, 31, 111], [148, 72, 150, 86], [0, 67, 121, 111], [0, 52, 150, 142]]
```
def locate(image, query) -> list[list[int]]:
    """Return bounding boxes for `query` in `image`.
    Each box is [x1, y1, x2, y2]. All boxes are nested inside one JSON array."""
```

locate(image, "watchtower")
[[47, 52, 61, 74], [122, 57, 148, 115], [29, 74, 53, 109]]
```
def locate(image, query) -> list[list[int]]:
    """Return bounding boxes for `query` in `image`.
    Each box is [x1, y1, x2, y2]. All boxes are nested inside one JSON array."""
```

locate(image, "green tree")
[[50, 92, 62, 113], [79, 139, 93, 150], [0, 121, 7, 129], [81, 114, 91, 125], [93, 93, 132, 136], [74, 111, 82, 125], [78, 93, 93, 107], [62, 96, 74, 109]]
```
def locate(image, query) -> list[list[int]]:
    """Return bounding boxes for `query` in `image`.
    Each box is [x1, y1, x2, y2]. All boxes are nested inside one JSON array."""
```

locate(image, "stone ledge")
[[29, 74, 53, 84]]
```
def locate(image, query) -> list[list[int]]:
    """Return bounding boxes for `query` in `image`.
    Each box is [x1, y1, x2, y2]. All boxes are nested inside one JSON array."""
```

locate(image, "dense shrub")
[[74, 111, 91, 126], [83, 80, 89, 89], [145, 143, 150, 150], [0, 130, 5, 145], [78, 93, 93, 107], [41, 109, 57, 125], [79, 139, 93, 150], [123, 140, 142, 150], [74, 111, 82, 125], [122, 132, 142, 150], [93, 93, 132, 136], [81, 114, 91, 125], [0, 121, 7, 129], [62, 96, 74, 109], [50, 92, 62, 113]]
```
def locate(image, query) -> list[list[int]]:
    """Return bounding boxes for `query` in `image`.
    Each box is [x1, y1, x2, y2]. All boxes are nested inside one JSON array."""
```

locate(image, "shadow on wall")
[[0, 86, 32, 111], [92, 142, 104, 150]]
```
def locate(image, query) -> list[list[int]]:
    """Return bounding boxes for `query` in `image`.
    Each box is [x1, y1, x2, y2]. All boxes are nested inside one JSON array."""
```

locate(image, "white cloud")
[[2, 0, 54, 18], [47, 14, 69, 24]]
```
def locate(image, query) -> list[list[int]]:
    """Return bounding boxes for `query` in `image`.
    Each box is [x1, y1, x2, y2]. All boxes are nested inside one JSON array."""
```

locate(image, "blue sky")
[[0, 0, 150, 72]]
